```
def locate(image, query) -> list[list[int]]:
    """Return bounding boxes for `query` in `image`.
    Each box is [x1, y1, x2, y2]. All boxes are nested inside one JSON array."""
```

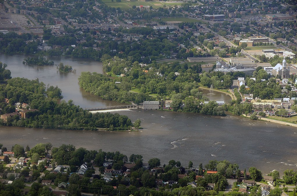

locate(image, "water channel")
[[0, 54, 296, 174]]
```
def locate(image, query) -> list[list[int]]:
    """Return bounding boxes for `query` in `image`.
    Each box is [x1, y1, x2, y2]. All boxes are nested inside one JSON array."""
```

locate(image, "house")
[[3, 152, 14, 157], [41, 180, 52, 186], [0, 112, 20, 123], [124, 163, 135, 170], [206, 171, 218, 174], [178, 174, 186, 179], [58, 182, 68, 189], [243, 94, 253, 102], [263, 176, 273, 184], [188, 181, 197, 188], [52, 190, 69, 196], [103, 162, 113, 167], [19, 109, 38, 119], [77, 163, 88, 175], [143, 101, 159, 110], [207, 183, 215, 190], [243, 180, 256, 187], [164, 100, 172, 109], [238, 183, 247, 193]]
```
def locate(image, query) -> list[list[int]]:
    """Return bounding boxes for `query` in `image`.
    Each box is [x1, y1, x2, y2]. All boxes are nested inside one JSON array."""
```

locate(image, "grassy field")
[[267, 115, 297, 124], [102, 0, 185, 9], [245, 46, 277, 50]]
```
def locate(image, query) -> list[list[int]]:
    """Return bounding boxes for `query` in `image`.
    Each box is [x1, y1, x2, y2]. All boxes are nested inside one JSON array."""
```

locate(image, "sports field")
[[102, 0, 185, 9]]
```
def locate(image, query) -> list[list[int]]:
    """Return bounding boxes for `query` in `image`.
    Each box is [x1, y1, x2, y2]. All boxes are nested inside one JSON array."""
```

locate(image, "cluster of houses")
[[0, 102, 38, 123]]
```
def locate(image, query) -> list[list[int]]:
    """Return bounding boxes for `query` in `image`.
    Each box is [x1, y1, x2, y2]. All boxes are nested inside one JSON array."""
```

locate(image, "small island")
[[57, 63, 75, 74], [23, 56, 54, 66]]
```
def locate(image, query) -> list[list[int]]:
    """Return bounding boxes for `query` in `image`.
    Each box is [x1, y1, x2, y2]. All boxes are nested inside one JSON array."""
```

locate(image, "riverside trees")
[[0, 65, 133, 130]]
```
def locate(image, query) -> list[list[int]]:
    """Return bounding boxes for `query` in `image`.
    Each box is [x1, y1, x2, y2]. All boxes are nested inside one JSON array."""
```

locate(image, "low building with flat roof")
[[203, 14, 225, 21], [143, 101, 159, 110]]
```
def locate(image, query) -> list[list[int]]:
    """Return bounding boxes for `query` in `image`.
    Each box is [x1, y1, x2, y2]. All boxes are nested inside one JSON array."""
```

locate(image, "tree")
[[134, 119, 141, 128], [68, 184, 81, 196], [148, 158, 160, 168], [141, 171, 156, 188], [270, 187, 282, 196], [25, 145, 30, 152], [249, 167, 262, 181], [271, 170, 280, 181], [45, 143, 52, 153], [188, 161, 193, 168], [12, 144, 25, 158], [32, 153, 40, 164], [4, 156, 9, 164], [250, 113, 258, 120]]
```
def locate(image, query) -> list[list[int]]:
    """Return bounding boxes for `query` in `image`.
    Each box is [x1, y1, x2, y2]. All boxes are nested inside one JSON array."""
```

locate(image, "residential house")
[[41, 180, 52, 186], [206, 171, 218, 174], [207, 183, 215, 190], [243, 180, 256, 187], [123, 163, 135, 170], [0, 112, 20, 123], [52, 190, 69, 196], [58, 182, 68, 189], [77, 163, 88, 175], [3, 152, 14, 157]]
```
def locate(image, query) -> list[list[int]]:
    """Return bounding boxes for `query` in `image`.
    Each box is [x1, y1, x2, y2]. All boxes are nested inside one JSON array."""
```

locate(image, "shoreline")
[[243, 114, 297, 128], [260, 117, 297, 128]]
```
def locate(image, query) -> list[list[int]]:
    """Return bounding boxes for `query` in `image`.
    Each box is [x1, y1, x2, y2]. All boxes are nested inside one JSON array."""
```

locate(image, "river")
[[0, 54, 296, 174]]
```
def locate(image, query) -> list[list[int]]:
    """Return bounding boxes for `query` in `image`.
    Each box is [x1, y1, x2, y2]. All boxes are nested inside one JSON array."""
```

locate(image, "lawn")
[[102, 0, 185, 9], [130, 88, 141, 93], [267, 115, 297, 124], [285, 192, 296, 196], [245, 46, 277, 50]]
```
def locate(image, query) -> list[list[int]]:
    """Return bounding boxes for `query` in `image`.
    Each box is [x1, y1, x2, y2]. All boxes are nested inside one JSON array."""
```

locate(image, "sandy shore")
[[260, 117, 297, 128]]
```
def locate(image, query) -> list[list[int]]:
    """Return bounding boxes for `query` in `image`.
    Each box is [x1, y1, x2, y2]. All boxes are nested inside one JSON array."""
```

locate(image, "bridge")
[[86, 105, 139, 111]]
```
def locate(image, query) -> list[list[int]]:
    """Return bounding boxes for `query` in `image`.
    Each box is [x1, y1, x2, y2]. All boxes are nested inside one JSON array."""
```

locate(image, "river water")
[[0, 54, 296, 174]]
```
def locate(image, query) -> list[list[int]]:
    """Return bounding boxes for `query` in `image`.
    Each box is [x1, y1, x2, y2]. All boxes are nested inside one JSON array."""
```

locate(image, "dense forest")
[[0, 62, 133, 130], [0, 32, 38, 55]]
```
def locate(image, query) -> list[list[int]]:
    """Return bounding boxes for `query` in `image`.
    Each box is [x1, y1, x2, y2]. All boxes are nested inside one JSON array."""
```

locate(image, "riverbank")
[[243, 114, 297, 128], [261, 117, 297, 128], [198, 86, 235, 101]]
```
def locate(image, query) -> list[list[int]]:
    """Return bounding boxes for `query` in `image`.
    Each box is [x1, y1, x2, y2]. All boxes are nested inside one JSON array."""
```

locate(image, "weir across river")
[[85, 104, 138, 111]]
